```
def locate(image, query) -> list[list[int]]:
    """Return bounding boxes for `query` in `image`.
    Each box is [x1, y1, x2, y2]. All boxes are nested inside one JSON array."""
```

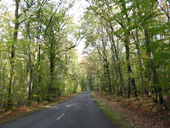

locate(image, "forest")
[[0, 0, 169, 113]]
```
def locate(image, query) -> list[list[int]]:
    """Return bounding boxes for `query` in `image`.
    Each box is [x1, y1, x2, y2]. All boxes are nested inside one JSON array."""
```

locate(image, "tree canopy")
[[0, 0, 169, 111]]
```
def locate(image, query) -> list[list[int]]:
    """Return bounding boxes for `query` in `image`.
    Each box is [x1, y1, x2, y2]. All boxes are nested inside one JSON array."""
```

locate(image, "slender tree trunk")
[[131, 29, 144, 96], [96, 45, 108, 93], [125, 33, 138, 98], [103, 66, 108, 92], [31, 50, 38, 98], [101, 28, 112, 94], [110, 43, 118, 95], [26, 24, 32, 101], [37, 1, 41, 103], [109, 26, 125, 96], [37, 44, 41, 103], [144, 30, 163, 104], [98, 9, 124, 95], [105, 60, 112, 94], [120, 0, 138, 98], [25, 2, 32, 101], [124, 39, 138, 98], [125, 40, 131, 98], [7, 0, 20, 110], [0, 51, 2, 104], [48, 42, 55, 100], [135, 0, 164, 103]]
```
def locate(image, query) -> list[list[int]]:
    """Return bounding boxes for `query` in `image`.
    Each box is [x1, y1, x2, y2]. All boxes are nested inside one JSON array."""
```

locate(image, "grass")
[[92, 94, 131, 128], [0, 94, 78, 124]]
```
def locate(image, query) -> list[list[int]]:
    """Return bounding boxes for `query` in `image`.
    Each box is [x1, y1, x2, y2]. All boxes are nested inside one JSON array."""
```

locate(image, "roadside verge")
[[91, 92, 169, 128], [91, 92, 131, 128]]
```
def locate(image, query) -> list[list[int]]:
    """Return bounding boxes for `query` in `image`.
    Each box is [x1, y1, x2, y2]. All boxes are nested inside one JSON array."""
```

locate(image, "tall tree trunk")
[[48, 42, 55, 101], [37, 44, 41, 103], [109, 26, 125, 96], [0, 51, 2, 104], [131, 8, 145, 96], [93, 3, 125, 96], [25, 2, 32, 101], [144, 30, 163, 104], [95, 44, 109, 93], [37, 0, 41, 103], [121, 0, 137, 98], [136, 0, 164, 104], [105, 59, 112, 94], [101, 27, 112, 94], [31, 49, 38, 98], [103, 65, 108, 92], [124, 39, 138, 98], [7, 0, 20, 110], [110, 43, 118, 95], [26, 23, 32, 101]]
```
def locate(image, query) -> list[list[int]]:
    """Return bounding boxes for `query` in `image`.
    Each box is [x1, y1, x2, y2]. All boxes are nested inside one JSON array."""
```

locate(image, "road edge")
[[91, 92, 131, 128]]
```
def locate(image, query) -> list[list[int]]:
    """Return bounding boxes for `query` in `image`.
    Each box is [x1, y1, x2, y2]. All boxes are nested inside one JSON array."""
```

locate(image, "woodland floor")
[[93, 92, 170, 128]]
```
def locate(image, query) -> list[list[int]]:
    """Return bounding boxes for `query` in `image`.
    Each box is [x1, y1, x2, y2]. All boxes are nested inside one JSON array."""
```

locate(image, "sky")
[[69, 0, 89, 55]]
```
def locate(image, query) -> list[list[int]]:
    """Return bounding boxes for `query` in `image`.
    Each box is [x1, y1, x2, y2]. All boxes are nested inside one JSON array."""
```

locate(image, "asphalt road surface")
[[0, 91, 113, 128]]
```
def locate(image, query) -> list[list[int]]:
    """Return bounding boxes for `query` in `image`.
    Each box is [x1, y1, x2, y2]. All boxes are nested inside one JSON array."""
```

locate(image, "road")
[[0, 91, 113, 128]]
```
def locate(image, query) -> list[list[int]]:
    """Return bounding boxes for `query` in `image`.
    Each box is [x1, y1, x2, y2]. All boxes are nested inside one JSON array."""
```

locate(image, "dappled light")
[[0, 0, 169, 127]]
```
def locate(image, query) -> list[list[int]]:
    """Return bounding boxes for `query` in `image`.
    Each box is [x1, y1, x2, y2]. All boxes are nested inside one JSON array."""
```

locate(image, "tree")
[[7, 0, 20, 110], [82, 0, 169, 104], [0, 0, 82, 110]]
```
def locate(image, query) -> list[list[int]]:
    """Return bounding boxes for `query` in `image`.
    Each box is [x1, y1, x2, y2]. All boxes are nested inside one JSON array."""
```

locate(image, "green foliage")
[[0, 0, 82, 110], [81, 0, 170, 104], [0, 0, 169, 110]]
